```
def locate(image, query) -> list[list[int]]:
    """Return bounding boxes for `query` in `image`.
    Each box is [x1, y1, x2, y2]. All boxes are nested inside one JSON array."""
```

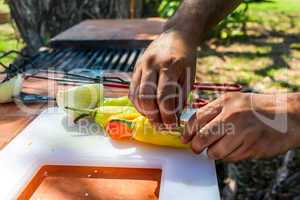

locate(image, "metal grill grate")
[[24, 47, 143, 73]]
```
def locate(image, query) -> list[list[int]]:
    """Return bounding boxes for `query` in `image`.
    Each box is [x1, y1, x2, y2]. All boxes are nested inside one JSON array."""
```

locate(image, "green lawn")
[[196, 0, 300, 92], [0, 0, 23, 66], [0, 0, 9, 13], [249, 0, 300, 13], [0, 24, 23, 65]]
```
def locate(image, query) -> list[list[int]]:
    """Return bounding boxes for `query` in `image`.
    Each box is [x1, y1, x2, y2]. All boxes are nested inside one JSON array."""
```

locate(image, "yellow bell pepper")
[[65, 95, 190, 149], [132, 116, 190, 148], [106, 113, 190, 149]]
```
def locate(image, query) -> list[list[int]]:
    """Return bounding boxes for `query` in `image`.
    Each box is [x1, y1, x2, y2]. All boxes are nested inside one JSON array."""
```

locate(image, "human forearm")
[[130, 0, 242, 127], [164, 0, 242, 45], [239, 92, 300, 149], [182, 92, 300, 160]]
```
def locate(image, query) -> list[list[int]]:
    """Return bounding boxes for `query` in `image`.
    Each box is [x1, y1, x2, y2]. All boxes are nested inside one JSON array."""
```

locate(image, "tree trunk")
[[7, 0, 143, 54]]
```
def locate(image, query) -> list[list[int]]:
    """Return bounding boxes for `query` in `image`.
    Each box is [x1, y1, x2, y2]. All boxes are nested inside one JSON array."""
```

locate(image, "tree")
[[7, 0, 143, 54]]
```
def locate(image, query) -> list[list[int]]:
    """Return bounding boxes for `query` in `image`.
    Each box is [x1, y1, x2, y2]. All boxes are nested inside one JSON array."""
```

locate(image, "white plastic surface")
[[0, 107, 220, 200]]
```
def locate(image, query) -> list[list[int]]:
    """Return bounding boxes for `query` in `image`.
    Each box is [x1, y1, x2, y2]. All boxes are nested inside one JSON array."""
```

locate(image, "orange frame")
[[18, 165, 162, 200]]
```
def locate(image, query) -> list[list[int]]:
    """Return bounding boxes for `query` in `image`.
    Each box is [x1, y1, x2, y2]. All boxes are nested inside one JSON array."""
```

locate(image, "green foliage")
[[157, 0, 266, 39], [158, 0, 180, 18], [0, 1, 23, 65], [0, 0, 9, 13], [213, 4, 250, 40]]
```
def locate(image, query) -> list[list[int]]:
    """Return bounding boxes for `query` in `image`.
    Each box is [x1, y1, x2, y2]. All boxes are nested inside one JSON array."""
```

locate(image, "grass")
[[0, 0, 9, 13], [0, 0, 23, 66], [196, 0, 300, 92], [249, 0, 300, 13]]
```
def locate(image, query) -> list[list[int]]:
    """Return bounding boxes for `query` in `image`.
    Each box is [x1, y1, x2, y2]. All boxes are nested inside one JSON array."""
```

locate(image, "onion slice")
[[0, 74, 23, 103]]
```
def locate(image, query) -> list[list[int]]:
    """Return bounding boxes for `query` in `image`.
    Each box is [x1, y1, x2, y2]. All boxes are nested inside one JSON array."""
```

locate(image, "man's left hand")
[[182, 92, 300, 162]]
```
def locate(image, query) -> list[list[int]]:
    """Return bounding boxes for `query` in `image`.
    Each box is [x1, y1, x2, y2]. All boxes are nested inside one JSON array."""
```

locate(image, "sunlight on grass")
[[248, 0, 300, 13], [197, 0, 300, 92], [0, 23, 23, 65], [0, 0, 9, 13], [0, 0, 23, 65]]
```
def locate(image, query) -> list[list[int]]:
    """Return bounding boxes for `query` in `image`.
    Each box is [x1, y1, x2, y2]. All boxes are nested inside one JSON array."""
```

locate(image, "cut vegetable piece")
[[56, 84, 104, 118], [106, 113, 190, 148], [0, 74, 22, 103], [65, 106, 139, 128], [94, 106, 138, 127], [101, 96, 133, 107], [107, 113, 142, 122], [132, 116, 190, 148], [106, 120, 133, 140]]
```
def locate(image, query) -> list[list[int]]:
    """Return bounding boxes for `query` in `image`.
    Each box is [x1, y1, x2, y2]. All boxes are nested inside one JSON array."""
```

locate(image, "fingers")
[[129, 66, 143, 113], [223, 141, 254, 162], [156, 70, 179, 127], [138, 68, 162, 126], [191, 116, 225, 154], [181, 98, 223, 144], [214, 129, 262, 162], [177, 66, 195, 114], [131, 60, 181, 127], [233, 131, 268, 160], [207, 134, 243, 160]]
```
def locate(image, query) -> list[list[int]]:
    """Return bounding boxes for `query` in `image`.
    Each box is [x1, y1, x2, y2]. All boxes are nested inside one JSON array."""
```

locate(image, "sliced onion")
[[0, 74, 23, 103], [56, 84, 104, 119]]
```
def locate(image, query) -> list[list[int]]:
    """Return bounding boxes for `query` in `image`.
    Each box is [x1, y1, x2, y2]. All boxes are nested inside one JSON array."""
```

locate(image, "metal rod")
[[0, 50, 24, 60], [192, 83, 242, 91]]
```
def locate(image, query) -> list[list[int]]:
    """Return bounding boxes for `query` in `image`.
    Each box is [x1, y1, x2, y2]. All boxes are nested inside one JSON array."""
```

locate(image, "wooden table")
[[50, 18, 165, 48], [0, 71, 133, 149], [0, 76, 161, 200], [0, 78, 53, 150]]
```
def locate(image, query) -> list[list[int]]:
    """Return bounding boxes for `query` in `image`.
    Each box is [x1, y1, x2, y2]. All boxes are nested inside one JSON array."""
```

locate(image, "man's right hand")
[[129, 30, 196, 128], [128, 0, 244, 128]]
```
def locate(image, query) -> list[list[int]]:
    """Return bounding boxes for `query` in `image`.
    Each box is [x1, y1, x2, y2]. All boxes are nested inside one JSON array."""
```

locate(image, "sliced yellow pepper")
[[94, 106, 138, 127], [106, 113, 190, 149], [66, 96, 191, 149], [132, 116, 190, 149]]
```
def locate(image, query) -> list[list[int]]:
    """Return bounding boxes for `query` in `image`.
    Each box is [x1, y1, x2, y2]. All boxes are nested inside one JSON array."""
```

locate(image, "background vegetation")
[[0, 0, 23, 65], [195, 0, 300, 93], [0, 1, 299, 123]]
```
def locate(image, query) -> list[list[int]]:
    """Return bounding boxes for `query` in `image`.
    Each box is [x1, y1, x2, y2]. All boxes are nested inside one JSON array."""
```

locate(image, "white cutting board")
[[0, 107, 220, 200]]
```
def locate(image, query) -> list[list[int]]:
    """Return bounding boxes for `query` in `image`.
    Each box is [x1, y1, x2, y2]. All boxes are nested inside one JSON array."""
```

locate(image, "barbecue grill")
[[23, 47, 143, 73], [0, 18, 242, 105], [0, 18, 165, 103], [12, 19, 166, 75]]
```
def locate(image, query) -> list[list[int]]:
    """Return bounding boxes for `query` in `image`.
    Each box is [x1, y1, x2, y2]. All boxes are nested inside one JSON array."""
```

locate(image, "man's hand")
[[129, 30, 196, 127], [182, 92, 300, 161], [129, 0, 243, 127]]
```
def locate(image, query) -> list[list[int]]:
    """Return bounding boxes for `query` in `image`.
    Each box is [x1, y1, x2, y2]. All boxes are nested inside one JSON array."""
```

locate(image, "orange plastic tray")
[[18, 165, 161, 200]]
